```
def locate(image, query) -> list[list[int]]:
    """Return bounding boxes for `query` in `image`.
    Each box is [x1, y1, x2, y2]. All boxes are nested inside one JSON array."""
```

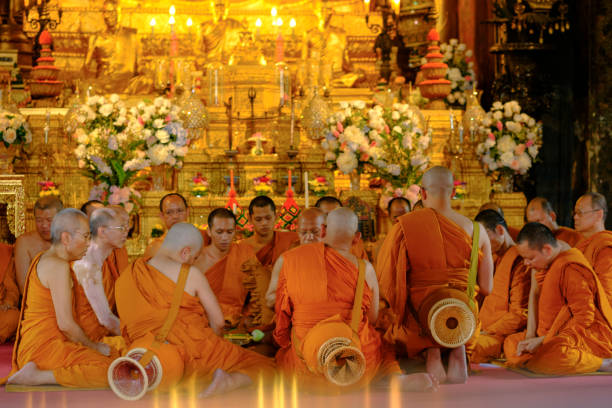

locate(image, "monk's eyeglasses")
[[572, 209, 601, 217], [298, 229, 321, 236], [107, 225, 129, 232]]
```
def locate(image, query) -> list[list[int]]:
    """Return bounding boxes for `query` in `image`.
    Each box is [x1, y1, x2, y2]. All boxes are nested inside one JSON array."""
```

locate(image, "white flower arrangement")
[[440, 39, 476, 107], [0, 109, 32, 147], [475, 100, 543, 177], [128, 96, 189, 168]]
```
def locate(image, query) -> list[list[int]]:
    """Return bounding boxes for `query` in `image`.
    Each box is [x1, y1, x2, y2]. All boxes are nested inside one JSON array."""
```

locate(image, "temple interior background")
[[0, 0, 610, 258]]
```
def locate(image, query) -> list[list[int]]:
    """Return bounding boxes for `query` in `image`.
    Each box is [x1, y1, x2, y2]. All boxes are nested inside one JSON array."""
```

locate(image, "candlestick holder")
[[286, 147, 299, 159]]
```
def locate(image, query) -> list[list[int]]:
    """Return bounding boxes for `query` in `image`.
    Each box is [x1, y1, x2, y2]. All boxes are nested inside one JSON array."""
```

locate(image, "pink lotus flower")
[[337, 122, 344, 132], [526, 140, 534, 147], [496, 122, 503, 131], [515, 144, 526, 155], [488, 133, 495, 140]]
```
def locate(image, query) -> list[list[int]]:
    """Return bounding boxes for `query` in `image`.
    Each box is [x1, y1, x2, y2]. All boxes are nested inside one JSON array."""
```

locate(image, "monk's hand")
[[516, 336, 544, 356], [95, 342, 111, 356]]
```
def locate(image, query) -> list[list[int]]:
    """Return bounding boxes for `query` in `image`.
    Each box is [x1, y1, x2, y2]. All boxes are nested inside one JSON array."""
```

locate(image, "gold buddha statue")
[[82, 0, 142, 94], [200, 0, 247, 64]]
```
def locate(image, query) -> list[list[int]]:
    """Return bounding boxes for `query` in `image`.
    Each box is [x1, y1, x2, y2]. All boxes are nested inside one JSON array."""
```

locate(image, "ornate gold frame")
[[0, 175, 26, 240]]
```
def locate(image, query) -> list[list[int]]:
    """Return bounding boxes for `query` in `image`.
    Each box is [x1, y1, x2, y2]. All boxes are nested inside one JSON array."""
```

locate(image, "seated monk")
[[194, 208, 254, 327], [265, 208, 326, 308], [115, 223, 275, 396], [373, 197, 411, 264], [315, 196, 370, 260], [143, 193, 210, 258], [4, 209, 114, 387], [80, 199, 105, 217], [526, 197, 583, 246], [72, 208, 128, 344], [0, 243, 19, 343], [274, 208, 437, 391], [376, 166, 494, 384], [471, 210, 530, 363], [479, 202, 520, 242], [574, 192, 612, 302], [504, 222, 612, 375], [14, 196, 63, 293], [103, 205, 130, 300]]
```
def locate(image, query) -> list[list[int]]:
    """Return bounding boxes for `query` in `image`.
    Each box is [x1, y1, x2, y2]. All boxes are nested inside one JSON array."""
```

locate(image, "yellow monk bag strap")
[[293, 259, 368, 387], [416, 221, 480, 348], [108, 263, 190, 401]]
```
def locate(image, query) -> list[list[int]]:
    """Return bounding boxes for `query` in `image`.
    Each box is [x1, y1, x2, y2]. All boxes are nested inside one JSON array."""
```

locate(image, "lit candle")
[[289, 18, 296, 36], [290, 98, 295, 147], [288, 169, 292, 191], [271, 7, 277, 18], [459, 124, 464, 145], [150, 17, 156, 35], [44, 110, 50, 144], [304, 171, 309, 208], [255, 18, 262, 41], [449, 110, 454, 132]]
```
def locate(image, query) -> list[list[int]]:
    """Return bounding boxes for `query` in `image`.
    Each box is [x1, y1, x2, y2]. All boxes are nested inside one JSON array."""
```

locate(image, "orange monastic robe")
[[577, 231, 612, 302], [472, 246, 530, 363], [0, 243, 20, 343], [508, 226, 520, 242], [274, 243, 400, 388], [203, 242, 256, 325], [376, 208, 481, 357], [554, 226, 584, 247], [250, 231, 299, 267], [504, 249, 612, 374], [351, 238, 370, 261], [2, 254, 113, 387], [102, 247, 129, 311], [116, 258, 275, 388]]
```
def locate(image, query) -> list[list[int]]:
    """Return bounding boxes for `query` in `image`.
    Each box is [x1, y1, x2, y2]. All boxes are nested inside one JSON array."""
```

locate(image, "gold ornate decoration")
[[0, 175, 26, 240], [300, 87, 331, 141]]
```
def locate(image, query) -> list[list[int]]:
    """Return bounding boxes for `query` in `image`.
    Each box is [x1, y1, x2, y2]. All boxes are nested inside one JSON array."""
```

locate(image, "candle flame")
[[186, 17, 193, 27], [169, 15, 175, 25], [290, 18, 296, 28], [271, 7, 278, 17], [256, 18, 262, 27], [150, 17, 156, 27], [169, 5, 176, 15], [277, 17, 283, 26]]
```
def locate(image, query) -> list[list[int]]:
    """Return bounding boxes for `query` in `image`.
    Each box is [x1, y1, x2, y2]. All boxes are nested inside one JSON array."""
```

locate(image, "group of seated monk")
[[1, 166, 611, 398]]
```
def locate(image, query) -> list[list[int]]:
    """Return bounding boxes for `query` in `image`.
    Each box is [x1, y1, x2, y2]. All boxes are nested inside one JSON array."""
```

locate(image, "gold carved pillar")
[[0, 174, 26, 242]]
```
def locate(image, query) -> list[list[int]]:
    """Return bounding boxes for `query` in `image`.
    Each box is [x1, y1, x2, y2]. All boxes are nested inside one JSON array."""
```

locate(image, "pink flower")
[[337, 122, 344, 133], [370, 141, 377, 147], [384, 125, 390, 134], [108, 185, 131, 205], [510, 160, 520, 171], [138, 116, 144, 126], [515, 144, 526, 155], [488, 133, 495, 140], [360, 153, 370, 161], [496, 122, 503, 131], [333, 130, 340, 137], [465, 75, 472, 81], [526, 140, 534, 147], [165, 115, 171, 123]]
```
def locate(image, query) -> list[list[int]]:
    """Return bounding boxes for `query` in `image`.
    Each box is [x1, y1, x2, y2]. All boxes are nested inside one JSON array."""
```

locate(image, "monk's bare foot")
[[394, 373, 439, 392], [7, 362, 56, 386], [599, 359, 612, 372], [447, 345, 468, 384], [426, 348, 447, 384], [199, 369, 252, 398]]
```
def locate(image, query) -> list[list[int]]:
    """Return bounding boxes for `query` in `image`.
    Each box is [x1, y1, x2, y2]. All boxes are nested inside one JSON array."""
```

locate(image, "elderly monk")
[[265, 208, 326, 308], [144, 193, 210, 258], [274, 208, 437, 391], [471, 210, 530, 363], [0, 243, 20, 343], [116, 223, 275, 396], [526, 197, 583, 246], [503, 223, 612, 374], [315, 195, 370, 260], [194, 208, 253, 326], [80, 200, 104, 217], [14, 196, 64, 293], [574, 192, 612, 302], [479, 201, 520, 241], [103, 205, 130, 283], [4, 209, 114, 387], [72, 208, 128, 342], [376, 166, 494, 384]]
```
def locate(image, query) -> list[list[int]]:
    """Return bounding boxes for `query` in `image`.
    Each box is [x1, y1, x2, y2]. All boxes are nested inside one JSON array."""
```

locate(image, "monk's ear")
[[495, 224, 505, 237], [541, 243, 553, 258], [420, 187, 428, 200], [352, 231, 361, 246], [60, 231, 71, 246], [179, 246, 192, 262], [320, 224, 327, 238], [549, 211, 557, 222]]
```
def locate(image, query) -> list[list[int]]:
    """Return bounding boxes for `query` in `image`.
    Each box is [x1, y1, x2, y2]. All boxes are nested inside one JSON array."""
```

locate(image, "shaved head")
[[526, 197, 557, 230], [161, 222, 204, 254], [325, 208, 358, 244], [50, 208, 88, 244], [297, 208, 325, 244], [90, 208, 117, 238], [421, 166, 454, 197]]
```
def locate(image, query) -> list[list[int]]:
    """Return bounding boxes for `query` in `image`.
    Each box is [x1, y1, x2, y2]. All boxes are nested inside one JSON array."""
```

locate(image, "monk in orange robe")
[[274, 208, 437, 391], [376, 166, 494, 384], [373, 197, 411, 264], [504, 222, 612, 374], [574, 192, 612, 302], [144, 193, 210, 258], [72, 208, 129, 346], [116, 223, 275, 396], [471, 210, 530, 363], [14, 196, 63, 293], [265, 208, 326, 308], [4, 209, 114, 387], [479, 201, 521, 241], [0, 243, 20, 343], [315, 195, 370, 260], [526, 197, 583, 247]]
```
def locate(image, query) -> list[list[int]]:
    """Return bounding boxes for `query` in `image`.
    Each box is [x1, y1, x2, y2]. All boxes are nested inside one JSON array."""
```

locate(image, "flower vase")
[[151, 165, 174, 191], [462, 90, 486, 140], [0, 144, 17, 173], [495, 173, 514, 193], [349, 172, 361, 192]]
